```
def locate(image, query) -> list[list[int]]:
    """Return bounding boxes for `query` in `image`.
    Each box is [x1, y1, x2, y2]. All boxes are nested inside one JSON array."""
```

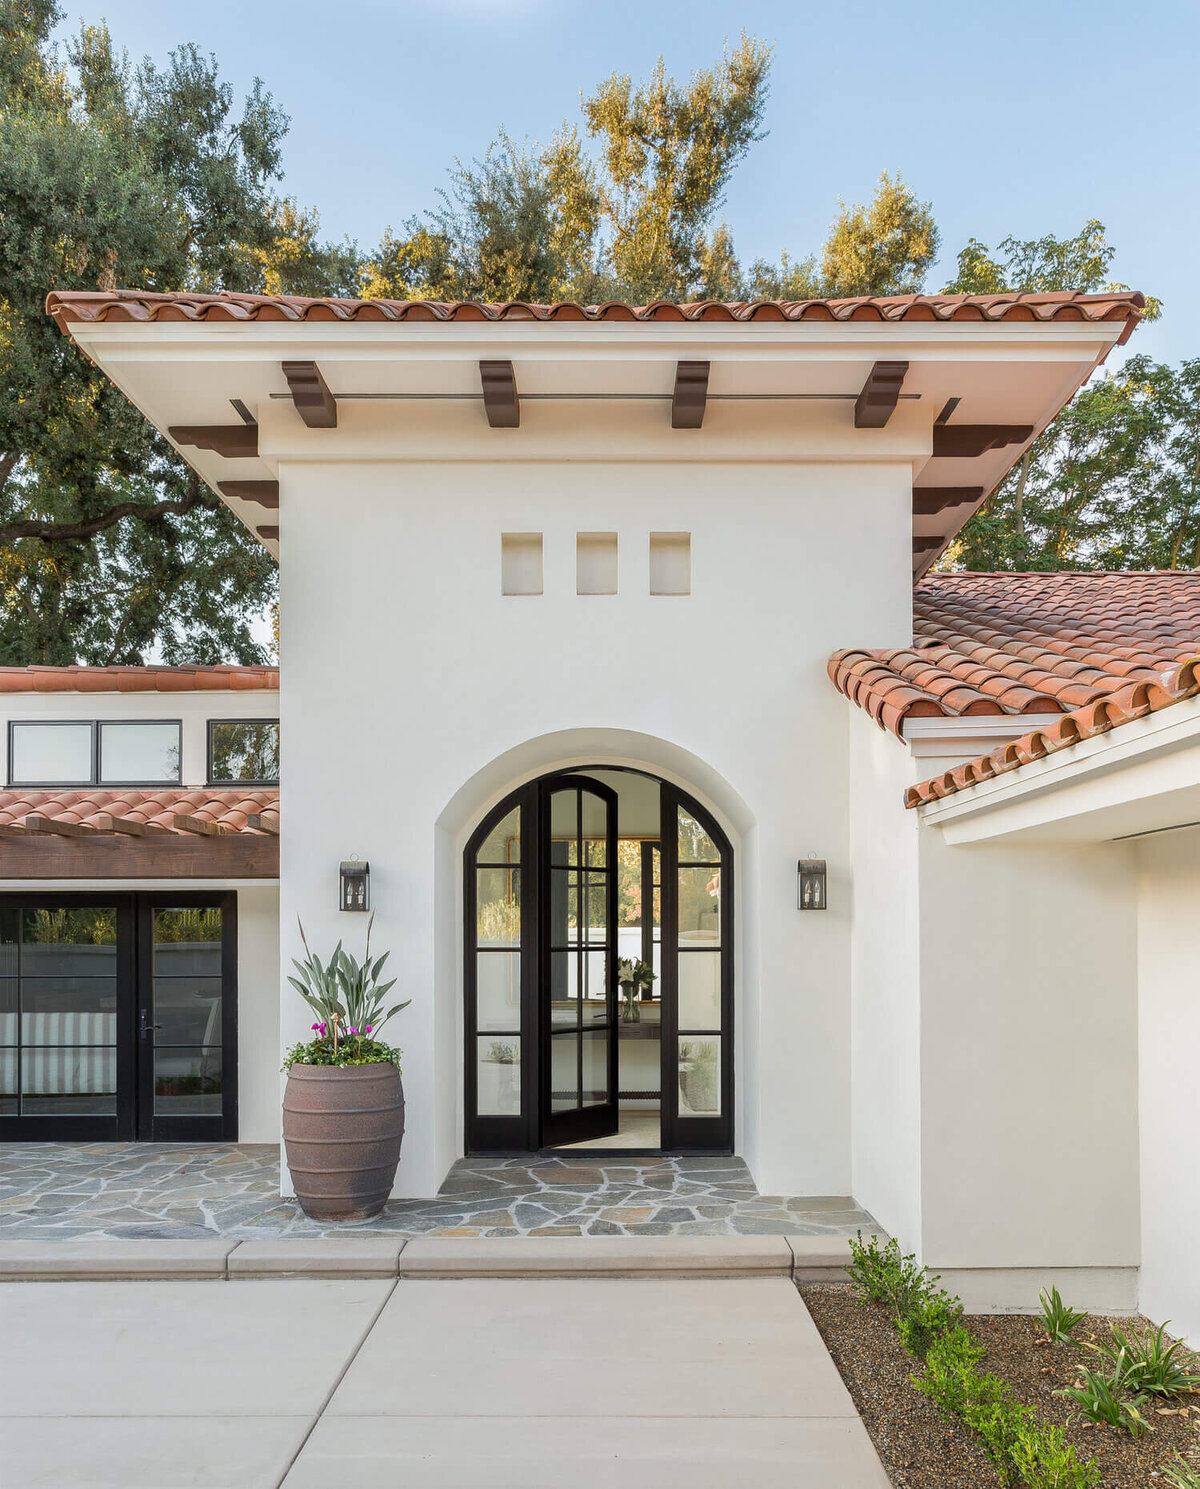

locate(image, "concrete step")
[[0, 1233, 863, 1282]]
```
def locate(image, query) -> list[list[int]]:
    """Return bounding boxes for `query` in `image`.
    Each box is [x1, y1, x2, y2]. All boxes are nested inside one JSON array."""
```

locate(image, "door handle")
[[139, 1011, 162, 1039]]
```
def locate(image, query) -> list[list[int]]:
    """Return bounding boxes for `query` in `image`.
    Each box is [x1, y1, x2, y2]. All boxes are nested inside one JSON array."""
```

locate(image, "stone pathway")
[[0, 1143, 878, 1240]]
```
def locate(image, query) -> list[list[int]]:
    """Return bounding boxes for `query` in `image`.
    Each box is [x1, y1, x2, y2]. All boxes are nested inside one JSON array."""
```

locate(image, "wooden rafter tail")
[[247, 812, 280, 835], [96, 814, 172, 837], [854, 361, 908, 428], [24, 814, 103, 836], [167, 424, 259, 458], [281, 361, 338, 429], [170, 813, 232, 837], [479, 360, 520, 428], [671, 361, 710, 429]]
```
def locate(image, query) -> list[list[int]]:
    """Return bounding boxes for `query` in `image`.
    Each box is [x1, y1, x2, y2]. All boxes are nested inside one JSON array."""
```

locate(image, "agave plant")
[[289, 915, 410, 1044]]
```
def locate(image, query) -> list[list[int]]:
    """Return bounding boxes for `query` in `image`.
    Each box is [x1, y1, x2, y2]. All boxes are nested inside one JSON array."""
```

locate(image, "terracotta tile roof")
[[0, 788, 278, 834], [0, 665, 278, 693], [904, 658, 1200, 808], [46, 288, 1145, 336], [829, 572, 1200, 737]]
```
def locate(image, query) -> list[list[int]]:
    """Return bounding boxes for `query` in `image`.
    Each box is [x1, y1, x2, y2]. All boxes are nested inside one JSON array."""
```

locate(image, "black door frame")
[[538, 773, 619, 1149], [0, 890, 238, 1143], [463, 766, 734, 1154]]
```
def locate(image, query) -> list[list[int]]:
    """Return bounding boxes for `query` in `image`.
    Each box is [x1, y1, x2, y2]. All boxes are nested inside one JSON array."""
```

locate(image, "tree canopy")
[[0, 9, 1180, 667]]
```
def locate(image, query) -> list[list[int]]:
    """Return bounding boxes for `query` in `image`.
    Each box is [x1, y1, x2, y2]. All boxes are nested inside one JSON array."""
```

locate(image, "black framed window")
[[9, 720, 181, 787], [208, 719, 280, 785]]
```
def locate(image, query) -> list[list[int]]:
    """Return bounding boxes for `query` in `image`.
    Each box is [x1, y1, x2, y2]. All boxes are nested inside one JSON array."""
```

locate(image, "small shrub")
[[846, 1231, 960, 1355], [1089, 1320, 1200, 1398], [1008, 1415, 1101, 1489], [847, 1232, 903, 1304], [1058, 1365, 1152, 1436], [1039, 1285, 1088, 1345], [897, 1293, 962, 1360]]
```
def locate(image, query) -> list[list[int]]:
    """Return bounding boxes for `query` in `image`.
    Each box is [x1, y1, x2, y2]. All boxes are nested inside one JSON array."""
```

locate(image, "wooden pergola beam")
[[168, 425, 259, 458], [24, 814, 102, 837], [218, 480, 279, 509], [912, 486, 985, 515], [854, 361, 908, 428], [281, 361, 338, 429], [171, 813, 231, 837], [95, 815, 171, 836], [931, 424, 1034, 459], [671, 361, 710, 429], [0, 834, 278, 879], [247, 812, 279, 835], [479, 361, 520, 428]]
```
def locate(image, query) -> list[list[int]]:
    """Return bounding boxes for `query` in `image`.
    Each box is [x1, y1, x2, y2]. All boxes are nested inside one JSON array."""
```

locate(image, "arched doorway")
[[464, 767, 732, 1153]]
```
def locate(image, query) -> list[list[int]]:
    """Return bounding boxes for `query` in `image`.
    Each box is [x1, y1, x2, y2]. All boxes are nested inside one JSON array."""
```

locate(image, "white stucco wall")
[[847, 706, 922, 1246], [236, 884, 281, 1144], [1136, 827, 1200, 1339], [917, 832, 1140, 1278], [279, 456, 913, 1197]]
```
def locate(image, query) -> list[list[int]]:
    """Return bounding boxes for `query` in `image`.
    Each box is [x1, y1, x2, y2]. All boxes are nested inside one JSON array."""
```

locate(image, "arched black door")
[[464, 768, 732, 1153]]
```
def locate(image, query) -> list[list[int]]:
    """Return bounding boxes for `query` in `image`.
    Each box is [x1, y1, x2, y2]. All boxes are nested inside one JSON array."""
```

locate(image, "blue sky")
[[56, 0, 1196, 365]]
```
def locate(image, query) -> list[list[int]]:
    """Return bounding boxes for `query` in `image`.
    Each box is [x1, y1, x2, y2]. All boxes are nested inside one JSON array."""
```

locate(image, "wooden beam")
[[218, 480, 279, 509], [479, 361, 520, 428], [0, 833, 278, 879], [247, 812, 279, 835], [931, 424, 1034, 459], [95, 815, 171, 836], [24, 814, 102, 837], [671, 361, 710, 429], [168, 424, 259, 458], [912, 535, 944, 554], [854, 361, 908, 428], [912, 486, 985, 515], [282, 361, 338, 429], [256, 526, 279, 541], [171, 813, 231, 837]]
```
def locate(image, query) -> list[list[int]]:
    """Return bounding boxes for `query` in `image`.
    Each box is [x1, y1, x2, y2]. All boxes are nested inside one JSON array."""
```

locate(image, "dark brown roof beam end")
[[672, 361, 710, 429], [912, 536, 944, 554], [480, 360, 519, 428], [912, 486, 985, 515], [168, 424, 259, 458], [932, 424, 1034, 458], [282, 361, 337, 429], [854, 361, 909, 428], [256, 525, 279, 541], [218, 480, 279, 509]]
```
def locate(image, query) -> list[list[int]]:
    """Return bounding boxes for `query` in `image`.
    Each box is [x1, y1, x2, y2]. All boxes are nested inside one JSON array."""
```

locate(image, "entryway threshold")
[[0, 1233, 870, 1282]]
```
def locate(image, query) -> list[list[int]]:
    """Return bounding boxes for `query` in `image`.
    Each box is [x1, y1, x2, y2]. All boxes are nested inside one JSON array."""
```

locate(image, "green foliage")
[[0, 2, 353, 662], [287, 914, 411, 1051], [1058, 1364, 1152, 1436], [818, 172, 939, 297], [1088, 1320, 1200, 1398], [950, 355, 1200, 573], [1164, 1454, 1200, 1488], [1039, 1286, 1088, 1345], [282, 1035, 401, 1071], [914, 1327, 1100, 1487], [846, 1232, 960, 1357]]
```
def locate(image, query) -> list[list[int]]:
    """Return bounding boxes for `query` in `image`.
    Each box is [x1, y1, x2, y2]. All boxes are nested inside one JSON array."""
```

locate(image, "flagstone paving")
[[0, 1143, 878, 1240]]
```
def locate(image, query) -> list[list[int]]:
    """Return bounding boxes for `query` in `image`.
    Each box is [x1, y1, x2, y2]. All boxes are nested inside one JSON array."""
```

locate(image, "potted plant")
[[679, 1039, 719, 1114], [616, 956, 656, 1023], [281, 916, 410, 1221]]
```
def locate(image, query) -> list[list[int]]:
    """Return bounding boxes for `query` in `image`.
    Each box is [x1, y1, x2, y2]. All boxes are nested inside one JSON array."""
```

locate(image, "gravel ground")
[[801, 1284, 1200, 1488]]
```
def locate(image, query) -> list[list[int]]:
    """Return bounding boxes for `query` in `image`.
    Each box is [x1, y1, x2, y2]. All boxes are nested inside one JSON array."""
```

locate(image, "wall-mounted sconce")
[[340, 858, 370, 912], [798, 859, 827, 911]]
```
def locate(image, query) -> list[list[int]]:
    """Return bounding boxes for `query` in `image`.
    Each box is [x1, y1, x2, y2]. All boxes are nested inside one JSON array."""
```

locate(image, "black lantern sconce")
[[798, 859, 827, 911], [339, 859, 370, 912]]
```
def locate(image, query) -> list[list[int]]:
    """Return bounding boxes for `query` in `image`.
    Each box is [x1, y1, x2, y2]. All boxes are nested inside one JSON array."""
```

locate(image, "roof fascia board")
[[917, 694, 1200, 840]]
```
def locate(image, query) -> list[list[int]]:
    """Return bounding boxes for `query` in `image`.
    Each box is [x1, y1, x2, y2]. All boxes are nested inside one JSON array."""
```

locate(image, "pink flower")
[[365, 1025, 373, 1035], [311, 1023, 320, 1032], [348, 1026, 359, 1036]]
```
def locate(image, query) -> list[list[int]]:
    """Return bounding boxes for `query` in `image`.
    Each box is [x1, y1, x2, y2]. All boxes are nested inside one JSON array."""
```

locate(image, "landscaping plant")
[[1039, 1285, 1088, 1345], [1088, 1320, 1200, 1398], [1164, 1453, 1200, 1488], [1058, 1364, 1152, 1437], [283, 915, 411, 1069], [846, 1232, 960, 1358]]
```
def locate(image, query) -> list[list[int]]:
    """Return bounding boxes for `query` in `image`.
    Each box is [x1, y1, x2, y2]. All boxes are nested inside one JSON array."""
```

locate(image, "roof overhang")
[[49, 292, 1141, 573], [916, 693, 1200, 845]]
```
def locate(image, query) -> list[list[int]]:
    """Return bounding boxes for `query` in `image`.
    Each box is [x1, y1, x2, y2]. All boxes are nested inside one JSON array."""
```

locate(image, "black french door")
[[539, 774, 619, 1148], [0, 891, 237, 1142]]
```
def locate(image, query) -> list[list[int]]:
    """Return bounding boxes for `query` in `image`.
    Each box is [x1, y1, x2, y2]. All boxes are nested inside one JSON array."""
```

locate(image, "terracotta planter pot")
[[282, 1062, 405, 1221]]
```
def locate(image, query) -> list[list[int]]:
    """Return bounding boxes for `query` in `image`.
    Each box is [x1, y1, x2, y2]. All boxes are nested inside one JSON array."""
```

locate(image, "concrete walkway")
[[0, 1276, 890, 1488]]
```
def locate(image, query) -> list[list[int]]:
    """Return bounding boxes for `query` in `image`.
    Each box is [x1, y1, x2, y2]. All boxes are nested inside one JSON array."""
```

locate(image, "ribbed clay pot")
[[282, 1063, 405, 1221]]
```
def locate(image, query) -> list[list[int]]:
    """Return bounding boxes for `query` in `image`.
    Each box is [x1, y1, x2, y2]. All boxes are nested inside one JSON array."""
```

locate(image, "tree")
[[818, 172, 939, 297], [0, 4, 348, 663], [943, 221, 1164, 571]]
